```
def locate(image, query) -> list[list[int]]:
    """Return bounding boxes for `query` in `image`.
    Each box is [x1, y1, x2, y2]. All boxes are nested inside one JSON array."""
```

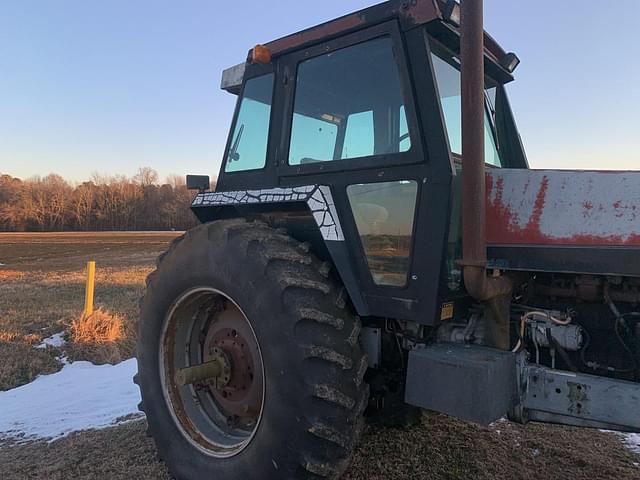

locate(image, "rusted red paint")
[[265, 13, 366, 57], [264, 1, 441, 57], [528, 174, 549, 233], [262, 0, 510, 66], [486, 170, 640, 246], [404, 0, 443, 26]]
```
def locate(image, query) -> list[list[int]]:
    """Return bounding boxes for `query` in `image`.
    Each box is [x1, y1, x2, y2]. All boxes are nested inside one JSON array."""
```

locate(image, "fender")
[[191, 185, 369, 315]]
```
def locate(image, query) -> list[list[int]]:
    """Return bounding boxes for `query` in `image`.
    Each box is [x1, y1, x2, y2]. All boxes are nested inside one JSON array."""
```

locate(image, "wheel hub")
[[204, 327, 260, 420], [160, 288, 265, 457]]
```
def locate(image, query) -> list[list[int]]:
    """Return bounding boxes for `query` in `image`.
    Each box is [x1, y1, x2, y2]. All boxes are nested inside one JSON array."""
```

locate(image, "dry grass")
[[345, 412, 640, 480], [71, 309, 124, 344], [66, 309, 127, 365], [0, 331, 18, 342], [0, 419, 170, 479], [0, 414, 638, 480], [0, 341, 61, 391], [0, 331, 39, 344], [0, 231, 179, 272], [0, 231, 178, 389]]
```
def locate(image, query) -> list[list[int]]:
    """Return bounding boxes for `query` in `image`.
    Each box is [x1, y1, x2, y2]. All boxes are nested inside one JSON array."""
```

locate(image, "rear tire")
[[136, 219, 368, 479]]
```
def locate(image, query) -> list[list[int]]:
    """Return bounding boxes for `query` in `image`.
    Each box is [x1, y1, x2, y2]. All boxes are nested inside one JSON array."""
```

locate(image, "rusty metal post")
[[460, 0, 512, 349], [461, 0, 486, 268]]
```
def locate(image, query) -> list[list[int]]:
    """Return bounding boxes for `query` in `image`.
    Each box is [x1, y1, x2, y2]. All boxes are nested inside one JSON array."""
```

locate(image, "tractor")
[[134, 0, 640, 478]]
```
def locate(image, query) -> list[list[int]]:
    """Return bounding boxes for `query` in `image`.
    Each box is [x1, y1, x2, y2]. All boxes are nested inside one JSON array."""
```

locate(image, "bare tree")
[[72, 182, 95, 230], [0, 170, 200, 232], [165, 174, 185, 188], [134, 167, 159, 187], [43, 174, 72, 230]]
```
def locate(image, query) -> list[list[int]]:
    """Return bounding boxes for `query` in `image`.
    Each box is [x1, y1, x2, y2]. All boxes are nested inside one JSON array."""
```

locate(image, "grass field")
[[0, 232, 639, 479], [0, 232, 180, 390]]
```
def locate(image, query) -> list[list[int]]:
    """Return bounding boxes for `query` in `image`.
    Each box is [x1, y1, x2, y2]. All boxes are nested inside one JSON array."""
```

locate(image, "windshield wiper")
[[228, 124, 244, 163]]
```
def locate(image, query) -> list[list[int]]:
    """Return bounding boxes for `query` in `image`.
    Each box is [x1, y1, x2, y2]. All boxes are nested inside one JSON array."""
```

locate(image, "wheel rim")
[[159, 287, 265, 458]]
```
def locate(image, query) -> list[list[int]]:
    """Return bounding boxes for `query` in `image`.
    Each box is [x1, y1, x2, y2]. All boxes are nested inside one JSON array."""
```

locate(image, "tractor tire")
[[135, 219, 369, 479]]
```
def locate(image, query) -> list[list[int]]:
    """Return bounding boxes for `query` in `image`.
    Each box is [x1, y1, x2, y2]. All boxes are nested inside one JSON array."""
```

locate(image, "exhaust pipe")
[[460, 0, 512, 349]]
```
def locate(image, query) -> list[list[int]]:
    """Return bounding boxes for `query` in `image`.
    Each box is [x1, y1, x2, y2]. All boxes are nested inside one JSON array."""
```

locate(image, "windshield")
[[288, 36, 411, 165], [430, 45, 502, 167]]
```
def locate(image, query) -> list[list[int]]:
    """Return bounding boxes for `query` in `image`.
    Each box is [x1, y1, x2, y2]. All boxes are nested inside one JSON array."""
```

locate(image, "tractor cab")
[[193, 0, 526, 325]]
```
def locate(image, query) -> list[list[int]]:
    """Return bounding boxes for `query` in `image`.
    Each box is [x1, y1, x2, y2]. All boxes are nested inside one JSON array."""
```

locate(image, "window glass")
[[289, 114, 338, 164], [399, 105, 410, 152], [342, 111, 374, 159], [483, 115, 501, 167], [430, 52, 502, 167], [225, 74, 274, 172], [486, 87, 497, 111], [347, 181, 418, 287], [289, 36, 411, 165]]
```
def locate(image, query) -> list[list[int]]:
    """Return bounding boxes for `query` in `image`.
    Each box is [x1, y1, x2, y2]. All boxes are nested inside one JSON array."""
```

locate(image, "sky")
[[1, 0, 639, 183]]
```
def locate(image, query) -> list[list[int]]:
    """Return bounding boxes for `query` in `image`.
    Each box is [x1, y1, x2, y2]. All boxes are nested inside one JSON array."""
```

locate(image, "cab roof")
[[221, 0, 514, 93]]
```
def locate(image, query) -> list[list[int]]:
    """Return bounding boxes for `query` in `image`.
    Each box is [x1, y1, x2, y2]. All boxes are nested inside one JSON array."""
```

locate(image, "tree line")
[[0, 168, 203, 232]]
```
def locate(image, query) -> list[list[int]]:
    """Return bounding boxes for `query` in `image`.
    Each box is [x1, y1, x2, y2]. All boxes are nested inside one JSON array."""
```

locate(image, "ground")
[[0, 232, 638, 479], [0, 232, 171, 390]]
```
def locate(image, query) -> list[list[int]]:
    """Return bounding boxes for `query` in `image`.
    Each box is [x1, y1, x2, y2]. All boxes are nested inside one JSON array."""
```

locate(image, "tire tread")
[[137, 219, 367, 479]]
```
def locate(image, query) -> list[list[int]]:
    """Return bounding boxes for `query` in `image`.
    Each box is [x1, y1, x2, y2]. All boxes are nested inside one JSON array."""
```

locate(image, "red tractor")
[[135, 1, 640, 478]]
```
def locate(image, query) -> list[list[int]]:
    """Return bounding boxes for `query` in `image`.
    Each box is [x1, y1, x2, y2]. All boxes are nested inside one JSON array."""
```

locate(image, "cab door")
[[275, 21, 454, 324]]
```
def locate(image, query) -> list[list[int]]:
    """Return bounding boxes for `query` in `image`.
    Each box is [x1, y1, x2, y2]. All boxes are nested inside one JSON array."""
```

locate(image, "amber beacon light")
[[249, 44, 272, 64]]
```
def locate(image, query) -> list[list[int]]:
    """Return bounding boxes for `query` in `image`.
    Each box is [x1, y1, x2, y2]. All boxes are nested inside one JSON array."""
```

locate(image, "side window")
[[399, 105, 410, 152], [430, 50, 502, 167], [347, 180, 418, 287], [225, 74, 274, 173], [288, 36, 411, 165]]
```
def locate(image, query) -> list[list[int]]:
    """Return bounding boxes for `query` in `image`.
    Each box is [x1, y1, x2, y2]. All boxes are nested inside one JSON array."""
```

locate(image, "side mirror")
[[186, 175, 210, 193]]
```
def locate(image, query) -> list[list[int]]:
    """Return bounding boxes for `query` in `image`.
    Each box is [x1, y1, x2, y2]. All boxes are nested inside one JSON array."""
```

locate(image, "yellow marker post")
[[84, 261, 96, 316]]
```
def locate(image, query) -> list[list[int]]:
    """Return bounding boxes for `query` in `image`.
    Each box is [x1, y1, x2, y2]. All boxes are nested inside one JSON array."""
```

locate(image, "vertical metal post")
[[459, 0, 513, 350], [84, 260, 96, 316], [460, 0, 487, 268]]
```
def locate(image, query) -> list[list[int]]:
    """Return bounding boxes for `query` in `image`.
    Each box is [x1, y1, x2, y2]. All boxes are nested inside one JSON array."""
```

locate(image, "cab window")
[[430, 48, 502, 167], [225, 74, 274, 173], [288, 36, 411, 165], [347, 180, 418, 287]]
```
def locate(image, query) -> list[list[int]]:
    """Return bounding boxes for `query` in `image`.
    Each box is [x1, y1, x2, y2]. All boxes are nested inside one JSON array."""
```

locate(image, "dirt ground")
[[1, 414, 638, 480], [0, 232, 639, 479]]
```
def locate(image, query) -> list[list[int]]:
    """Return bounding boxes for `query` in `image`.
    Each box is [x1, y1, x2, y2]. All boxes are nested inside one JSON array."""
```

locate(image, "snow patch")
[[603, 430, 640, 456], [624, 433, 640, 454], [0, 359, 141, 442], [35, 331, 66, 349]]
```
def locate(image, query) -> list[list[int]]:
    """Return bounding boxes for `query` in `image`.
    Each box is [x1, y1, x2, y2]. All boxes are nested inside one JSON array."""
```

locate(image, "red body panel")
[[486, 170, 640, 247]]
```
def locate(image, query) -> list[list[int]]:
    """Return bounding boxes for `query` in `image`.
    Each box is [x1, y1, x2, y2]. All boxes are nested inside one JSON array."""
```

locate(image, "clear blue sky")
[[1, 0, 638, 182]]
